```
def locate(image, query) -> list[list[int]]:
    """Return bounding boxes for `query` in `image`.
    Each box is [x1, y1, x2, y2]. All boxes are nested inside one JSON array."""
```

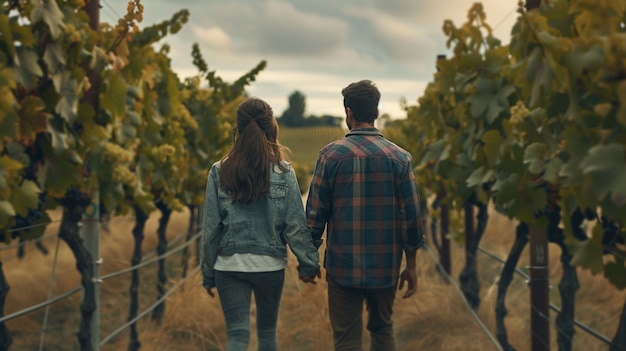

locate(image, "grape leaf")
[[45, 151, 82, 197], [43, 42, 66, 74], [569, 224, 604, 275], [605, 260, 626, 290], [13, 47, 43, 89], [30, 0, 65, 39], [580, 143, 626, 205], [419, 139, 448, 165], [52, 70, 81, 123], [0, 200, 15, 229], [524, 142, 548, 174], [101, 73, 127, 119], [18, 96, 49, 144], [481, 130, 502, 168], [10, 180, 40, 216], [468, 77, 515, 124]]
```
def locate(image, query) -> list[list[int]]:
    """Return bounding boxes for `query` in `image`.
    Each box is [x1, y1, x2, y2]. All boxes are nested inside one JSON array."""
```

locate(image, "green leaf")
[[0, 155, 24, 190], [30, 0, 65, 39], [524, 142, 548, 174], [468, 77, 514, 124], [18, 96, 49, 141], [43, 42, 66, 74], [11, 180, 40, 216], [52, 71, 81, 123], [101, 72, 127, 119], [0, 14, 16, 59], [569, 224, 604, 275], [47, 123, 69, 153], [13, 47, 43, 89], [482, 130, 502, 168], [0, 200, 15, 229], [564, 45, 604, 77], [580, 143, 626, 205], [45, 151, 82, 197], [419, 139, 447, 165], [604, 260, 626, 290], [466, 166, 485, 188], [543, 157, 563, 185]]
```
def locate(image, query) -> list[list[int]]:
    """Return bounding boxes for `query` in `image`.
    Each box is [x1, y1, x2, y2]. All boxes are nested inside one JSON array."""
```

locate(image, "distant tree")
[[279, 91, 306, 126], [377, 113, 392, 129], [279, 90, 343, 127]]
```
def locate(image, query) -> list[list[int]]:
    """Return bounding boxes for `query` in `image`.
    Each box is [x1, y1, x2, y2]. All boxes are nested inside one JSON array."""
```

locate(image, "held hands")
[[300, 268, 322, 284], [398, 267, 418, 298]]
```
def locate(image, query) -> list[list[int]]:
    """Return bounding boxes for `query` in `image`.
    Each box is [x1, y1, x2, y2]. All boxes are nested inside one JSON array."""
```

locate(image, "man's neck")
[[351, 122, 375, 129]]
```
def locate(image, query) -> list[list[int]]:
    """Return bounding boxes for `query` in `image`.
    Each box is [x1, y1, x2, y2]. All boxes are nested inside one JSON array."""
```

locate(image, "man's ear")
[[345, 107, 352, 117]]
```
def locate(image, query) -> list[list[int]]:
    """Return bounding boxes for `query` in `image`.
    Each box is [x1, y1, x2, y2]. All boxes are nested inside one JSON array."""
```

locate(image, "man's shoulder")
[[380, 138, 412, 160]]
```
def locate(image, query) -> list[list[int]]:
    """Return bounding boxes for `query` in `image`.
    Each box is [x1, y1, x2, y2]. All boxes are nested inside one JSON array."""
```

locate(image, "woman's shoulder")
[[271, 160, 292, 174]]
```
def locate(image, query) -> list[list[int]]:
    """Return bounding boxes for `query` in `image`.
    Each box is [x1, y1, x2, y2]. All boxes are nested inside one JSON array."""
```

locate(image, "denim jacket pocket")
[[268, 183, 287, 198]]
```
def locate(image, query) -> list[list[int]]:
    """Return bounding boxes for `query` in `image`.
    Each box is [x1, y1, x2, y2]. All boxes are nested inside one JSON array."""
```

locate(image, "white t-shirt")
[[214, 253, 287, 272]]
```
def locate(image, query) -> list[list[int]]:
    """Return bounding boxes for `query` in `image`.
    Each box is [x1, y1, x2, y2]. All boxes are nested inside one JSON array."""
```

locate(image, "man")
[[305, 80, 424, 351]]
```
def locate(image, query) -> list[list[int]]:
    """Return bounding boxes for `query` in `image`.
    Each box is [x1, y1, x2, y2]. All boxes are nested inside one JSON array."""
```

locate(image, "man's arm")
[[397, 158, 423, 299], [305, 152, 330, 248]]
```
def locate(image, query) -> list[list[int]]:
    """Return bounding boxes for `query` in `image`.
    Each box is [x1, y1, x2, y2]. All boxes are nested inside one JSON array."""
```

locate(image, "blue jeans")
[[215, 270, 285, 351]]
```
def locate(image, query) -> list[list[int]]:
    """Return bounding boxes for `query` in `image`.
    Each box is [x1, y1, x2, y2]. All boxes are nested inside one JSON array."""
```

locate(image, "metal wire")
[[0, 230, 200, 324], [476, 246, 613, 345], [100, 232, 201, 281], [423, 244, 505, 351], [39, 236, 61, 351], [0, 286, 82, 324], [99, 266, 201, 346]]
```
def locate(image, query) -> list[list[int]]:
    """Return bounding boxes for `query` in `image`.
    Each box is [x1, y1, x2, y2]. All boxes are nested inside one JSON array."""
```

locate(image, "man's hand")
[[300, 268, 322, 284], [398, 267, 417, 298], [205, 286, 215, 297]]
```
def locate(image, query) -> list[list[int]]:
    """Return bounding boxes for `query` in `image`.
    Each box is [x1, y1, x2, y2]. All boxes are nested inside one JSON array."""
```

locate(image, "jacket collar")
[[346, 127, 383, 137]]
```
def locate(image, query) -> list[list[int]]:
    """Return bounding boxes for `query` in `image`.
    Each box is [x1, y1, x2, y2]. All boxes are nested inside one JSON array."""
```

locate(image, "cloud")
[[135, 0, 520, 119], [192, 26, 232, 51], [369, 16, 438, 61], [251, 1, 350, 57]]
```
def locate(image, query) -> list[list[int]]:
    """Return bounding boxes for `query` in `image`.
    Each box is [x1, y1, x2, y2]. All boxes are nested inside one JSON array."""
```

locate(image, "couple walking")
[[201, 80, 425, 351]]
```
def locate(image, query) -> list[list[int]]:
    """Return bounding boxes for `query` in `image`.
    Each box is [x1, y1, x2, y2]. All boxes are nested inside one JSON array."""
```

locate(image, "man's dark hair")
[[341, 80, 381, 123]]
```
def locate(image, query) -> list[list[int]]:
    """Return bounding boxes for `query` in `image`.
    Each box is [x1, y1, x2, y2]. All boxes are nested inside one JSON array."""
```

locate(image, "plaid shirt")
[[305, 127, 424, 288]]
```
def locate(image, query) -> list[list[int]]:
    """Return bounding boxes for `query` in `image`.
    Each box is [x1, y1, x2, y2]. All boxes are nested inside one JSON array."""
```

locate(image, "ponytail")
[[220, 98, 287, 203]]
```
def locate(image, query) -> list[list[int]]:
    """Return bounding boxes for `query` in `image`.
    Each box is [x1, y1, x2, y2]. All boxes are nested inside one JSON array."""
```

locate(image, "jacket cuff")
[[298, 264, 320, 278], [313, 239, 323, 249]]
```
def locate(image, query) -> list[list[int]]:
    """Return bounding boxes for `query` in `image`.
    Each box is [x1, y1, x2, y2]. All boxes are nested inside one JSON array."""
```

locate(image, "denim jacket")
[[201, 160, 320, 288]]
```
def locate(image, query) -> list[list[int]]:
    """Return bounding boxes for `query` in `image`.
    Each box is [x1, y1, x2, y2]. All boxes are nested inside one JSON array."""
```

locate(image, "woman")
[[201, 97, 320, 351]]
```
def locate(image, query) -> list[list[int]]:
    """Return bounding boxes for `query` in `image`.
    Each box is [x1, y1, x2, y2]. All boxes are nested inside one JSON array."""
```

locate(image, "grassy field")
[[279, 125, 347, 193], [2, 201, 623, 350], [279, 125, 346, 169]]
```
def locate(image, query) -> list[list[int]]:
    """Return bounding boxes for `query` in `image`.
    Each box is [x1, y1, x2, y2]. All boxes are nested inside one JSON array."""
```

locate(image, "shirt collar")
[[346, 127, 382, 137]]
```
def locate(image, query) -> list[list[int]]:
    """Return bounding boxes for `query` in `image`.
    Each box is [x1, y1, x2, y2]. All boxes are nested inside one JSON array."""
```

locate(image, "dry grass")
[[1, 203, 623, 350]]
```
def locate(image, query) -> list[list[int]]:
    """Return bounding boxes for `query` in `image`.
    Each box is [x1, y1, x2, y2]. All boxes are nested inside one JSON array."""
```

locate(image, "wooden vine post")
[[529, 225, 550, 351], [435, 54, 451, 276], [83, 1, 101, 349], [439, 184, 451, 276], [524, 1, 550, 350]]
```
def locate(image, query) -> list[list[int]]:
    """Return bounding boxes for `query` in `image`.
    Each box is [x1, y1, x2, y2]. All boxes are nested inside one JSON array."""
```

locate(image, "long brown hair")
[[219, 98, 288, 203]]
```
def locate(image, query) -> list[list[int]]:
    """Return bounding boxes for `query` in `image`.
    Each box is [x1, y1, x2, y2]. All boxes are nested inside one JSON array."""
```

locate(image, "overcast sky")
[[101, 0, 519, 119]]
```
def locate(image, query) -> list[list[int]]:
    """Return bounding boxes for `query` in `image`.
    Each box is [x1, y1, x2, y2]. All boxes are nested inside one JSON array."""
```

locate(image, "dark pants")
[[215, 270, 285, 351], [327, 277, 396, 351]]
